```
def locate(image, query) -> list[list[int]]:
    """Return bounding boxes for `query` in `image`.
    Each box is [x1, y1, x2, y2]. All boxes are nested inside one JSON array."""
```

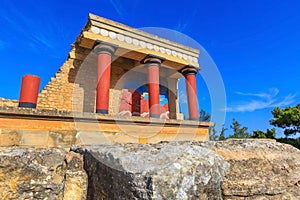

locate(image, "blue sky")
[[0, 0, 300, 137]]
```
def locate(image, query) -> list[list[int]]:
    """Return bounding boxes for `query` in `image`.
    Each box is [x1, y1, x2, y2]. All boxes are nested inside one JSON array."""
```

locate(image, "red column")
[[148, 64, 160, 118], [132, 90, 141, 116], [94, 42, 117, 114], [19, 74, 40, 108], [141, 54, 165, 118], [180, 65, 200, 120]]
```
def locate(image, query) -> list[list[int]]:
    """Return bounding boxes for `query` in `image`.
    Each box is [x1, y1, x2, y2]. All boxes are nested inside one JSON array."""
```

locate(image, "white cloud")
[[109, 0, 126, 18], [225, 88, 296, 112], [1, 1, 67, 58], [235, 88, 279, 100]]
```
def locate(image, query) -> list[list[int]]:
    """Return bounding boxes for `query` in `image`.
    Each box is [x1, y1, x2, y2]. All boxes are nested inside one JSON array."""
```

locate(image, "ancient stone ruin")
[[0, 13, 212, 146]]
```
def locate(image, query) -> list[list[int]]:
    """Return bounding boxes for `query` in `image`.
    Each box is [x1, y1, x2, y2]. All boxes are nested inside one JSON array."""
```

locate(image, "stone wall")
[[0, 98, 18, 108], [0, 107, 211, 145], [37, 45, 88, 112]]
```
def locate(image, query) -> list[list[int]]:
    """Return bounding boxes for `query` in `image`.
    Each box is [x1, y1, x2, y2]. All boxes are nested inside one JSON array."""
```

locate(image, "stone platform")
[[0, 107, 211, 147]]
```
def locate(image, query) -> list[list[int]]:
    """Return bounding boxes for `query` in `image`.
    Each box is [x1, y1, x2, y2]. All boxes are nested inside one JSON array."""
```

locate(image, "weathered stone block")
[[0, 130, 22, 146], [0, 147, 87, 200], [0, 148, 67, 199], [74, 142, 229, 199]]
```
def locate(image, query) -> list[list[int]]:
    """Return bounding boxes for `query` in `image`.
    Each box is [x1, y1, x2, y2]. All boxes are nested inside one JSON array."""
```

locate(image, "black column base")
[[150, 114, 160, 118], [18, 102, 36, 108], [96, 109, 108, 114], [189, 118, 199, 121]]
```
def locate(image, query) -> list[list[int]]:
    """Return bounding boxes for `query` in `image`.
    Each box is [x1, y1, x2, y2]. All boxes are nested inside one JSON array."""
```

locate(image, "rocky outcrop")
[[0, 148, 87, 200], [1, 139, 300, 199], [75, 140, 300, 200], [209, 139, 300, 199], [75, 142, 229, 199]]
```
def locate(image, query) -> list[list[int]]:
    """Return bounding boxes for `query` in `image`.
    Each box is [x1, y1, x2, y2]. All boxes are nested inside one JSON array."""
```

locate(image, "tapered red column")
[[148, 64, 160, 117], [94, 41, 117, 114], [180, 65, 200, 120], [141, 54, 165, 118], [19, 74, 40, 108]]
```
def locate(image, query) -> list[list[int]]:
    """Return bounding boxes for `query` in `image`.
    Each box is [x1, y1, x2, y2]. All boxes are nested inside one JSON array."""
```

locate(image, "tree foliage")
[[219, 124, 227, 140], [228, 118, 251, 138], [209, 124, 218, 141], [252, 130, 266, 138], [252, 128, 276, 139], [277, 137, 300, 149], [270, 104, 300, 136], [199, 109, 211, 122]]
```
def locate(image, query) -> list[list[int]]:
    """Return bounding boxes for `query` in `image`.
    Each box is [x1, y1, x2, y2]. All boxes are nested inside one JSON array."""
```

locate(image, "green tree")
[[209, 124, 218, 141], [270, 104, 300, 136], [276, 137, 300, 149], [199, 109, 211, 122], [252, 128, 276, 139], [219, 124, 227, 140], [252, 130, 266, 138], [265, 128, 276, 139], [228, 118, 251, 138]]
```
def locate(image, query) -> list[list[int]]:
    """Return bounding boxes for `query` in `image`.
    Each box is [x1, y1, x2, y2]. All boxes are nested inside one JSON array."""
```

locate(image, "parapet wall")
[[0, 98, 18, 108], [0, 107, 211, 147]]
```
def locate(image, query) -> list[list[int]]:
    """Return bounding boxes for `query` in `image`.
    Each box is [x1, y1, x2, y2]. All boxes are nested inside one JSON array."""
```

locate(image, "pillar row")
[[94, 41, 118, 114], [180, 65, 200, 120], [141, 54, 166, 118]]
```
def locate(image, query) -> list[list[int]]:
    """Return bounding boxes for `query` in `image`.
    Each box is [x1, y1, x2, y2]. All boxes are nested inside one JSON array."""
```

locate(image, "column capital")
[[93, 40, 118, 55], [141, 54, 166, 65], [179, 65, 200, 76]]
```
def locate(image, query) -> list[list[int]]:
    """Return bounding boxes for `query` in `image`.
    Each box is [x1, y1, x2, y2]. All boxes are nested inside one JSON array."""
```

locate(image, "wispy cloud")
[[225, 88, 296, 112], [235, 88, 279, 100], [1, 0, 69, 58], [109, 0, 125, 18], [174, 9, 197, 32], [174, 21, 189, 33]]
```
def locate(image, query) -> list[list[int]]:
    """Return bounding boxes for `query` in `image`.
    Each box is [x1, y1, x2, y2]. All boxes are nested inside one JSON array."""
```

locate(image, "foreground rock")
[[0, 148, 87, 200], [75, 142, 229, 199], [209, 139, 300, 199], [75, 140, 300, 200], [1, 140, 300, 199]]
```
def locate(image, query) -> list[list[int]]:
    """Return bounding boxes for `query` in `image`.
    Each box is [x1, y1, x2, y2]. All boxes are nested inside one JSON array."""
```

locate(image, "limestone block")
[[74, 142, 229, 199], [0, 130, 22, 146], [63, 152, 87, 200], [0, 148, 67, 199]]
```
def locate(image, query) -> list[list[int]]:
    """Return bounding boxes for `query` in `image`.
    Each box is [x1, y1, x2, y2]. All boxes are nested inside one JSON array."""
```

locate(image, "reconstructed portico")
[[0, 14, 213, 146], [65, 14, 203, 121]]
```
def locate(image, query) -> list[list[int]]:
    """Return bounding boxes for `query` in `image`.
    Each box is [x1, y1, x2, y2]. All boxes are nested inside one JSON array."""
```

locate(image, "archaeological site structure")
[[0, 14, 212, 146]]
